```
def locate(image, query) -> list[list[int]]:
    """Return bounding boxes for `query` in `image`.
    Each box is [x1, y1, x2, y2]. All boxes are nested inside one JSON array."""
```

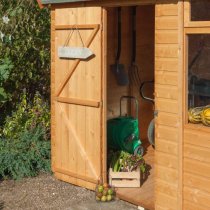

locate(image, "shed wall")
[[155, 1, 182, 209], [50, 1, 185, 209], [107, 6, 154, 141], [183, 128, 210, 210]]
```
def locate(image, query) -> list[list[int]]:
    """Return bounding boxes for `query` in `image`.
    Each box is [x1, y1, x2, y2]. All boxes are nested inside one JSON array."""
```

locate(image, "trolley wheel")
[[147, 119, 155, 146], [134, 145, 144, 156]]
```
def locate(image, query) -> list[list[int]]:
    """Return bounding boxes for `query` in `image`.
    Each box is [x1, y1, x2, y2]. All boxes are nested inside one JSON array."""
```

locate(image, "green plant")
[[110, 151, 146, 173], [0, 126, 51, 180], [0, 0, 50, 124], [2, 92, 50, 139], [0, 91, 50, 179], [0, 57, 13, 103]]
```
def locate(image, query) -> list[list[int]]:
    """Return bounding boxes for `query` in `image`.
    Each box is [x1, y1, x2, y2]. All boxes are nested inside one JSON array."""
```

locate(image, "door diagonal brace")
[[55, 24, 100, 97]]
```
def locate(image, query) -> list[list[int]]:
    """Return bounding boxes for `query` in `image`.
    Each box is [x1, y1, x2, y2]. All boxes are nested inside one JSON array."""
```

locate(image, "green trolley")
[[107, 96, 143, 155]]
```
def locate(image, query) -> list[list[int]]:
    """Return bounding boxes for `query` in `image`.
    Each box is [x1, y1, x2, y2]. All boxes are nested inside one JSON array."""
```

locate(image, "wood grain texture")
[[51, 9, 56, 172], [184, 186, 210, 208], [183, 1, 210, 206], [155, 1, 182, 210], [116, 145, 155, 210], [52, 6, 103, 190], [184, 200, 210, 210]]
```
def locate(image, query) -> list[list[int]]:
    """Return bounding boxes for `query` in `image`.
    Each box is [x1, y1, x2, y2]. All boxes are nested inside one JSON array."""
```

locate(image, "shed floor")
[[116, 143, 154, 210]]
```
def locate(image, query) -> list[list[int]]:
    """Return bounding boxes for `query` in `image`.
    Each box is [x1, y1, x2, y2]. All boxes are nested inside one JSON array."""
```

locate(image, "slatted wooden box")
[[109, 168, 141, 188]]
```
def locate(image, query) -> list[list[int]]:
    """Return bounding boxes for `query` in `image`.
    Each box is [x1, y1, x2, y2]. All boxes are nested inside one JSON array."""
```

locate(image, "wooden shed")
[[38, 0, 210, 209]]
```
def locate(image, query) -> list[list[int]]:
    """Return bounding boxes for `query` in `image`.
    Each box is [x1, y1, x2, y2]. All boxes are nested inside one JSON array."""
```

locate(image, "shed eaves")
[[41, 0, 91, 4]]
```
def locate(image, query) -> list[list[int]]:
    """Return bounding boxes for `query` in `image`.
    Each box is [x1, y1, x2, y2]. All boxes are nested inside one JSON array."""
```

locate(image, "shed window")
[[191, 0, 210, 21], [188, 34, 210, 108]]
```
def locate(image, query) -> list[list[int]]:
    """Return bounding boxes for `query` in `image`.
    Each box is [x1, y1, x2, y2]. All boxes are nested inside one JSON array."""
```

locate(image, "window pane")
[[188, 34, 210, 108], [191, 0, 210, 21]]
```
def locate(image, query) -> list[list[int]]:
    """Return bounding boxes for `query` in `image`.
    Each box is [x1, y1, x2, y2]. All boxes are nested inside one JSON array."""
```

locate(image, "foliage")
[[0, 0, 50, 122], [110, 151, 146, 173], [0, 91, 51, 179], [0, 126, 51, 180], [0, 1, 51, 180], [2, 92, 50, 140], [0, 57, 13, 103]]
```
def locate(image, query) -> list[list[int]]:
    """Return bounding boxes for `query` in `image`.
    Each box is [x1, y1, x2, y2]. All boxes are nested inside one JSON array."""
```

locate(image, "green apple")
[[107, 195, 112, 201], [101, 195, 107, 202], [108, 188, 114, 195], [98, 185, 104, 193]]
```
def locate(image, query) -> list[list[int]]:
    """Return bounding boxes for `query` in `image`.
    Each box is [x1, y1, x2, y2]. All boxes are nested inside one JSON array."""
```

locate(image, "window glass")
[[188, 34, 210, 108], [191, 0, 210, 21]]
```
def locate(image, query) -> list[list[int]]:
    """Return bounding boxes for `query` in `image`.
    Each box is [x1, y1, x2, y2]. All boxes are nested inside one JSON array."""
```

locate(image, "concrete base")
[[67, 200, 137, 210]]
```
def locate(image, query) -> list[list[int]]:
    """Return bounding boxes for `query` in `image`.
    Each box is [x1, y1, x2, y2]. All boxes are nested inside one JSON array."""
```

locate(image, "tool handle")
[[120, 96, 138, 119], [116, 7, 121, 63], [139, 81, 154, 104], [131, 6, 136, 63]]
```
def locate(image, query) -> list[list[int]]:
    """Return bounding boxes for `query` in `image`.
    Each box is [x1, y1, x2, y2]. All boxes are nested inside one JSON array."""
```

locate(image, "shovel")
[[111, 7, 129, 86], [129, 6, 141, 88]]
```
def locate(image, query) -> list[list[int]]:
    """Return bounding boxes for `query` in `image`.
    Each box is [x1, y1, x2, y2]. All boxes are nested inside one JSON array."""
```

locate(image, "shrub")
[[0, 0, 50, 123], [2, 92, 50, 139], [0, 126, 51, 180], [0, 91, 51, 179]]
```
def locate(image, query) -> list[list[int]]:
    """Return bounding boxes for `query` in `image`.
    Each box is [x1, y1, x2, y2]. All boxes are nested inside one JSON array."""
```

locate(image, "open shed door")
[[51, 7, 104, 190]]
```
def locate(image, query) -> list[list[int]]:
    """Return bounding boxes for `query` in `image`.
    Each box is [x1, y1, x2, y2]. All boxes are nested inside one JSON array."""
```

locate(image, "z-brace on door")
[[52, 7, 104, 189]]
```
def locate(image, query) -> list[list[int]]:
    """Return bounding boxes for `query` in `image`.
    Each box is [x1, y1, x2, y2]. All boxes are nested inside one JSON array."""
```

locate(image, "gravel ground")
[[0, 173, 137, 210]]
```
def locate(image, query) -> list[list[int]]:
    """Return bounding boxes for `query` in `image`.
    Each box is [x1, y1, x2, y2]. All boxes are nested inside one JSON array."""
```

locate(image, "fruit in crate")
[[95, 183, 115, 202], [108, 188, 114, 195], [96, 196, 101, 201], [188, 106, 203, 124], [101, 196, 107, 202], [98, 185, 104, 193], [107, 195, 112, 201], [103, 189, 108, 196], [96, 192, 103, 198], [201, 106, 210, 126]]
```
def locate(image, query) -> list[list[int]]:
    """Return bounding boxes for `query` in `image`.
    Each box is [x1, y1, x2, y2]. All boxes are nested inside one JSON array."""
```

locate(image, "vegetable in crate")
[[110, 151, 146, 173]]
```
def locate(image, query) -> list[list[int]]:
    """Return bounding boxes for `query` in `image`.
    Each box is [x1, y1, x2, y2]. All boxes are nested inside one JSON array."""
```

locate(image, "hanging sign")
[[58, 46, 93, 59]]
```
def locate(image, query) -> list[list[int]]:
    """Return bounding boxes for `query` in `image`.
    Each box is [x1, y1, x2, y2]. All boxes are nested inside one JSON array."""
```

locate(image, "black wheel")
[[147, 119, 155, 146]]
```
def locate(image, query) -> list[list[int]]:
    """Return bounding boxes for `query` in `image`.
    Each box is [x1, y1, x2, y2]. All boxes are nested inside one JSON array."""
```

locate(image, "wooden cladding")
[[183, 2, 210, 209], [52, 6, 103, 190]]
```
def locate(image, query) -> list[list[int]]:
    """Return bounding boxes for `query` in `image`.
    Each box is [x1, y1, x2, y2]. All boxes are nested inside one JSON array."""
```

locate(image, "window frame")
[[184, 0, 210, 27], [184, 15, 210, 127]]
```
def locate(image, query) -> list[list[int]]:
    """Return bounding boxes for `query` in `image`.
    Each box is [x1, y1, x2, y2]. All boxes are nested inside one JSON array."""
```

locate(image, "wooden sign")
[[58, 46, 94, 59]]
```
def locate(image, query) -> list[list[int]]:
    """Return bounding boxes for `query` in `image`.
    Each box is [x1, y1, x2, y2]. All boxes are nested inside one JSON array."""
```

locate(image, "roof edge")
[[41, 0, 89, 4], [37, 0, 45, 8]]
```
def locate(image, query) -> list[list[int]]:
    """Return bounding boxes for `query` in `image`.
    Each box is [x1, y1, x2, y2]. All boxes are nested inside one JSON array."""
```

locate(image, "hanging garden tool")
[[140, 81, 155, 146], [111, 7, 129, 86], [130, 6, 141, 88], [58, 27, 93, 59]]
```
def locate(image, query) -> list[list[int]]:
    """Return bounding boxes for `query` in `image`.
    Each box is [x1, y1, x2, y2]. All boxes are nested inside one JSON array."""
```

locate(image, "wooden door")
[[51, 7, 104, 190]]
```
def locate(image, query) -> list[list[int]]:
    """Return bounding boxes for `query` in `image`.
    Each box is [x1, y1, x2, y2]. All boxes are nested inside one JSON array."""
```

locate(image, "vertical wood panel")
[[155, 1, 182, 210], [53, 6, 103, 190], [51, 9, 56, 172]]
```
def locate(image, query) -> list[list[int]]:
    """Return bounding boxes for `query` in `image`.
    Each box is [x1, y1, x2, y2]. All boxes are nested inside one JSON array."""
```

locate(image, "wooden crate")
[[109, 168, 141, 188]]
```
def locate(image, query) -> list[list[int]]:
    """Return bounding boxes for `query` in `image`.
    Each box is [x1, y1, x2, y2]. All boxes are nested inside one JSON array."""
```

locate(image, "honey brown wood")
[[116, 145, 155, 210], [52, 6, 104, 189], [46, 1, 210, 209], [155, 1, 183, 210]]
